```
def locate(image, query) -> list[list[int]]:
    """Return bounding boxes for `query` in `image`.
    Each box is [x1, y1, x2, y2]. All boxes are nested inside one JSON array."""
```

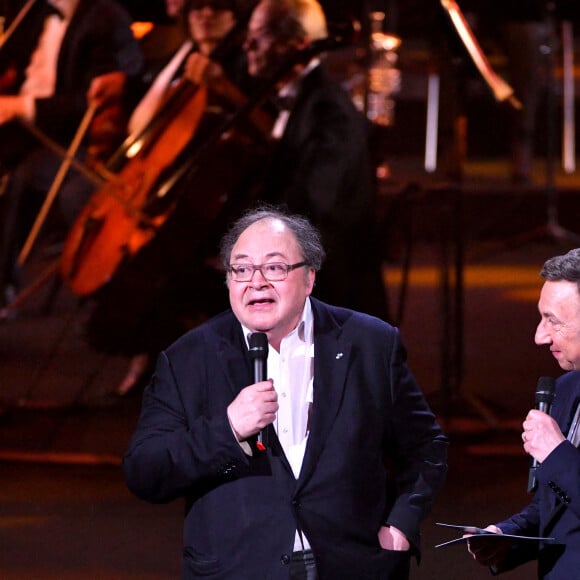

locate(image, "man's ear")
[[306, 268, 316, 295]]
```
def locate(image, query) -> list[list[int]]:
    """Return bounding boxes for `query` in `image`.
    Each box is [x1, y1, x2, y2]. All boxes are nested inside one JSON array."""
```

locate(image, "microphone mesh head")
[[248, 332, 268, 359], [535, 376, 556, 405]]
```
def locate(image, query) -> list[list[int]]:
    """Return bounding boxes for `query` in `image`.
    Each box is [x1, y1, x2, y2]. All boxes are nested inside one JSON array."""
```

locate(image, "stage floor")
[[1, 154, 579, 579]]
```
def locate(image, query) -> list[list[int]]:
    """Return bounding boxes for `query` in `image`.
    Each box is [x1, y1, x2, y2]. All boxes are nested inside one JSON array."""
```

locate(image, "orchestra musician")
[[190, 0, 389, 320], [0, 0, 142, 307], [83, 0, 264, 396]]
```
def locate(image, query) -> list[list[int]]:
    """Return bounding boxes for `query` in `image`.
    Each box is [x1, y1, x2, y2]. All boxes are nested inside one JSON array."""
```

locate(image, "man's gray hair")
[[258, 0, 328, 44], [220, 204, 326, 271], [541, 248, 580, 293]]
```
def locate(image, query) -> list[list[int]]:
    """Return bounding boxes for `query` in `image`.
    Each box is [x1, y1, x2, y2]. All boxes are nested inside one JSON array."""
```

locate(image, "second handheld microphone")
[[527, 376, 556, 493]]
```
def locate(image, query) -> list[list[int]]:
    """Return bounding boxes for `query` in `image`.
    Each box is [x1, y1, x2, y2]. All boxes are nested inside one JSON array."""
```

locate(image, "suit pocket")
[[183, 547, 222, 576], [375, 549, 411, 579]]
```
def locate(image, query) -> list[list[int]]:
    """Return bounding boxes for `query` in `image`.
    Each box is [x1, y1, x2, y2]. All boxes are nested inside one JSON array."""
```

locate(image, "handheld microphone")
[[248, 332, 268, 449], [527, 376, 556, 493]]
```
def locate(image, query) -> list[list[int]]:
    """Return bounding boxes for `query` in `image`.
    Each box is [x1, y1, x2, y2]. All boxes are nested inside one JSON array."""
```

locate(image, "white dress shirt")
[[20, 15, 68, 99], [128, 39, 193, 136], [242, 298, 314, 551], [271, 58, 320, 140]]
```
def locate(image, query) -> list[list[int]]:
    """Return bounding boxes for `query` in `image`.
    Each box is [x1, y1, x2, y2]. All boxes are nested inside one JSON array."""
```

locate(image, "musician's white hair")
[[260, 0, 328, 42]]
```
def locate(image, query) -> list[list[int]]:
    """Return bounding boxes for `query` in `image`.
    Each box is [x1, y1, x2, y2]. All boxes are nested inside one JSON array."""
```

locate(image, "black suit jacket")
[[496, 371, 580, 579], [263, 64, 374, 240], [123, 298, 448, 579], [262, 65, 386, 318]]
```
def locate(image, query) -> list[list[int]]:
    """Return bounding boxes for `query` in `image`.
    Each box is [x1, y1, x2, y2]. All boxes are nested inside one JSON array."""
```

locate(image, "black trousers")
[[288, 549, 411, 579], [289, 550, 317, 580]]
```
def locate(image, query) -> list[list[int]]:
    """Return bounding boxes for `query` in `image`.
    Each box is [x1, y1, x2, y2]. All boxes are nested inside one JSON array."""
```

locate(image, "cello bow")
[[0, 0, 37, 50], [16, 101, 98, 267], [60, 31, 347, 297]]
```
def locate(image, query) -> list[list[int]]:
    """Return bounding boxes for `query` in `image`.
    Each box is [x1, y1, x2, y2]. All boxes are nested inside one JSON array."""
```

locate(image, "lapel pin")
[[335, 352, 343, 360]]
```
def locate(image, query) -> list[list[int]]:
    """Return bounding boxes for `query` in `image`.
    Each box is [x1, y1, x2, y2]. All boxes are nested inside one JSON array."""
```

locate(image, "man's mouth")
[[248, 298, 274, 306]]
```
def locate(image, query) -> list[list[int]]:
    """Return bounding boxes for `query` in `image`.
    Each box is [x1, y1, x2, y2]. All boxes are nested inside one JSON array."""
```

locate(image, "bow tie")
[[271, 94, 296, 112]]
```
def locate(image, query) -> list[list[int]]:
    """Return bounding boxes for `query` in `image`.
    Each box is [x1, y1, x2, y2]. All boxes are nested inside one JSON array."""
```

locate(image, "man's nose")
[[534, 321, 550, 345], [243, 36, 256, 51], [249, 267, 268, 285]]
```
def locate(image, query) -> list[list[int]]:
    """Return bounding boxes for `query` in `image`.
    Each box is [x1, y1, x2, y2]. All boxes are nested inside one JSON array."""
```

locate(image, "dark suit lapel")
[[543, 384, 580, 534], [297, 301, 350, 489], [216, 323, 252, 399], [215, 318, 294, 473], [278, 66, 321, 147]]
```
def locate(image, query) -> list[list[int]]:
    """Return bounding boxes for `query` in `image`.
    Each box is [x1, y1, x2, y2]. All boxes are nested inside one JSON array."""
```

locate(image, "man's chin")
[[243, 312, 274, 332]]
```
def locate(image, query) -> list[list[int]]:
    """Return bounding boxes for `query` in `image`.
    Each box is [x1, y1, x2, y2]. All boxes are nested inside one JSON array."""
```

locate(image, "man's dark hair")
[[182, 0, 242, 20], [220, 204, 326, 271], [541, 248, 580, 292]]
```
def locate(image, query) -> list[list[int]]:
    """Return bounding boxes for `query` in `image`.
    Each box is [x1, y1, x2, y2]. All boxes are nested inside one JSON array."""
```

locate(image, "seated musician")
[[83, 0, 261, 395], [0, 0, 142, 307], [187, 0, 389, 321]]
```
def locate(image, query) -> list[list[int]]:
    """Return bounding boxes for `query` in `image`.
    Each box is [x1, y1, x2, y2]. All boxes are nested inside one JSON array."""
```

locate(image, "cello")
[[59, 29, 341, 297], [59, 7, 259, 297]]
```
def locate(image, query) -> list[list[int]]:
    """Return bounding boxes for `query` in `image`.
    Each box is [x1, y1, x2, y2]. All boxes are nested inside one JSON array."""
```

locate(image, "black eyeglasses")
[[228, 261, 308, 282]]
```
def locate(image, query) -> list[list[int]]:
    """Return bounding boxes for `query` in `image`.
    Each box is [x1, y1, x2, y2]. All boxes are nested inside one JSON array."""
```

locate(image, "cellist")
[[83, 0, 263, 395], [0, 0, 142, 307]]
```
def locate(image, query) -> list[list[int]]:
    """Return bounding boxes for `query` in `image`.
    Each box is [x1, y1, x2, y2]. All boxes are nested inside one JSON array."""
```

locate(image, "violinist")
[[0, 0, 142, 307], [197, 0, 389, 322]]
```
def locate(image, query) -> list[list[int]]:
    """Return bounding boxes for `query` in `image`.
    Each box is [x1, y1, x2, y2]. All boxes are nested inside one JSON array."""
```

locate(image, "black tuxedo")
[[262, 65, 388, 321], [123, 298, 448, 579]]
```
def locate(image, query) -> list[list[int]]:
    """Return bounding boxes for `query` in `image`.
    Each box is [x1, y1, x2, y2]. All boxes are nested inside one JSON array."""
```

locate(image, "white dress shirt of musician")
[[128, 0, 238, 137]]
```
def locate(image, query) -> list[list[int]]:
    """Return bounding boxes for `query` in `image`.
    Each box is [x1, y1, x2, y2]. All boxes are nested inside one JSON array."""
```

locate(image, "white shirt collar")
[[278, 58, 320, 99], [241, 297, 313, 349]]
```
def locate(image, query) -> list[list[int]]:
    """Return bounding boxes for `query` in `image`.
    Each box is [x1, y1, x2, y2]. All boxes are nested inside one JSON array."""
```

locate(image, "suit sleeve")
[[123, 349, 251, 504], [491, 381, 580, 573], [382, 329, 449, 554]]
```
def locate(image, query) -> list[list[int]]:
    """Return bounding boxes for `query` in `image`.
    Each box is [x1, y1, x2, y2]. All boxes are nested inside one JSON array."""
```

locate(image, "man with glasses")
[[123, 205, 448, 579]]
